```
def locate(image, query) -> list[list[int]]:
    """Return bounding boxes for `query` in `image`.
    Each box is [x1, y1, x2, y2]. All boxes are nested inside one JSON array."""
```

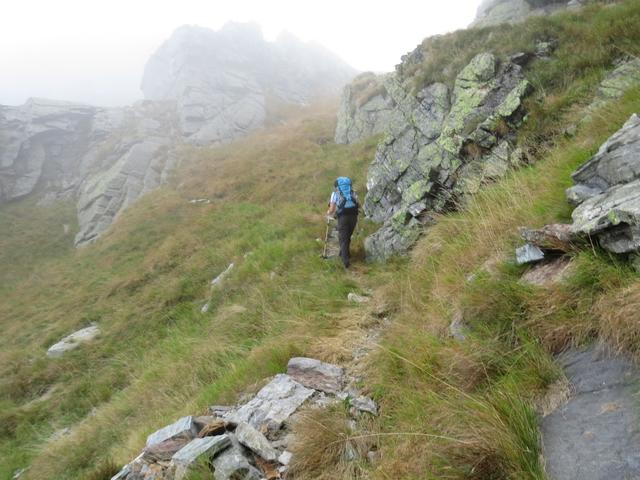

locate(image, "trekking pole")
[[321, 222, 330, 259]]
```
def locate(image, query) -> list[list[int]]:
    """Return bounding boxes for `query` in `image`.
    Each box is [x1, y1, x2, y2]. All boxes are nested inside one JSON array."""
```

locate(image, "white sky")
[[0, 0, 480, 107]]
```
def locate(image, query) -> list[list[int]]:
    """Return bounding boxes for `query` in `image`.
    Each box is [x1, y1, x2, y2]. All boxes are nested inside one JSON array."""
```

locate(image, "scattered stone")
[[212, 439, 262, 480], [142, 438, 190, 462], [211, 263, 235, 288], [347, 292, 370, 303], [515, 243, 545, 265], [286, 357, 344, 394], [235, 421, 279, 461], [521, 257, 574, 286], [188, 198, 211, 204], [11, 468, 27, 480], [519, 224, 576, 252], [146, 416, 199, 448], [226, 374, 314, 434], [170, 435, 232, 480], [201, 301, 211, 314], [47, 325, 101, 358], [278, 451, 293, 466], [351, 395, 378, 416]]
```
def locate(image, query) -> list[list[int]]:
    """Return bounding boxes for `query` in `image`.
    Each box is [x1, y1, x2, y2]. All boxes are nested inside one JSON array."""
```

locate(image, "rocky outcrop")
[[569, 114, 640, 254], [1, 24, 355, 247], [362, 52, 532, 261], [471, 0, 578, 28], [0, 98, 179, 246], [142, 24, 356, 145], [334, 73, 399, 144], [111, 357, 377, 480]]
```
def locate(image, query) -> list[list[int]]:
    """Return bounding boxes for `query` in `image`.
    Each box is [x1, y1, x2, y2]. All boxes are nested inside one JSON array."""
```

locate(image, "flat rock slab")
[[235, 421, 279, 461], [287, 357, 344, 394], [226, 374, 314, 433], [171, 435, 231, 480], [516, 243, 545, 265], [146, 416, 199, 447], [541, 347, 640, 479], [47, 325, 100, 357], [521, 257, 574, 287]]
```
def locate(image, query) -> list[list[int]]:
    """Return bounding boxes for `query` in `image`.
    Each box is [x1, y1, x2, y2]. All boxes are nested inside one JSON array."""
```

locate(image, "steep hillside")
[[3, 2, 640, 480], [0, 23, 355, 249]]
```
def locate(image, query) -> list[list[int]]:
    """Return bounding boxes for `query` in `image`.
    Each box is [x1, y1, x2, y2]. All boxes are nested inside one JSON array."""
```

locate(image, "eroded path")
[[541, 347, 640, 479]]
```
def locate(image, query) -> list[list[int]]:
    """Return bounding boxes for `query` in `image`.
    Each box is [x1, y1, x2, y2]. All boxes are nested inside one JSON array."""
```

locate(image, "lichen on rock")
[[360, 52, 532, 261]]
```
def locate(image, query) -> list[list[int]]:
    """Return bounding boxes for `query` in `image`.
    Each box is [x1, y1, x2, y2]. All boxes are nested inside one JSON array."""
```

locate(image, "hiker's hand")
[[326, 215, 334, 225]]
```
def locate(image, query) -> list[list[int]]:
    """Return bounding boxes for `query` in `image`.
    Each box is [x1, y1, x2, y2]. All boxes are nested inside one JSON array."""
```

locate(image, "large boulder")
[[569, 114, 640, 254], [363, 52, 532, 261]]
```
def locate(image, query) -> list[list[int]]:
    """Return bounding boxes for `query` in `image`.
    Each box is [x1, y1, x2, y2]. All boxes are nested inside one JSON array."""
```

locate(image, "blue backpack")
[[335, 177, 358, 215]]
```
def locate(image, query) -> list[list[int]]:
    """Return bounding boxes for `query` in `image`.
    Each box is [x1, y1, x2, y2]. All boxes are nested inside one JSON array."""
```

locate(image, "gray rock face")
[[334, 73, 400, 144], [146, 416, 198, 448], [471, 0, 572, 28], [142, 24, 356, 146], [363, 52, 532, 261], [46, 324, 101, 358], [225, 374, 314, 433], [540, 347, 640, 479], [0, 98, 179, 247], [569, 114, 640, 253], [286, 357, 344, 394]]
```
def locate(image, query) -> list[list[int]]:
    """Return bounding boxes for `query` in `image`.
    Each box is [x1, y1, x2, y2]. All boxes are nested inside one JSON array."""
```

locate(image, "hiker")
[[327, 177, 359, 268]]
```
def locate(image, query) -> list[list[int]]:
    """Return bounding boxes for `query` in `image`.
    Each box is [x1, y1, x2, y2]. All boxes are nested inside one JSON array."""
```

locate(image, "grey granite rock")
[[225, 374, 314, 433], [286, 357, 344, 394], [516, 243, 545, 265], [362, 52, 532, 261], [47, 325, 100, 358], [234, 421, 279, 461], [571, 114, 640, 194], [569, 114, 640, 253], [212, 435, 262, 480], [334, 73, 399, 144], [146, 416, 199, 448], [171, 435, 232, 480]]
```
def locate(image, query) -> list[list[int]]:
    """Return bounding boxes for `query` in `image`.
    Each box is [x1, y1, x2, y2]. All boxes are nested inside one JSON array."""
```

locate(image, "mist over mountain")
[[0, 22, 356, 246]]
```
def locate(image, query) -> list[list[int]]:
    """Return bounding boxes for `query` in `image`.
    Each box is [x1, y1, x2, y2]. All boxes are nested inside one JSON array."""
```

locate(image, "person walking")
[[326, 177, 359, 268]]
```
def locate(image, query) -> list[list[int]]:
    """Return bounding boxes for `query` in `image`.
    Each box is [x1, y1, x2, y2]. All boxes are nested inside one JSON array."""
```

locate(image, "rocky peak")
[[141, 23, 356, 145]]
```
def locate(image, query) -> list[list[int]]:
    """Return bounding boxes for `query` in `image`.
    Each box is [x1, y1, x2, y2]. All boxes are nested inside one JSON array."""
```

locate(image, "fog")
[[0, 0, 480, 107]]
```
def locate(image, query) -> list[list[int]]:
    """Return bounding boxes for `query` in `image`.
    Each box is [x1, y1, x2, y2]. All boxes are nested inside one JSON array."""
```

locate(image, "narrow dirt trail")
[[541, 347, 640, 479]]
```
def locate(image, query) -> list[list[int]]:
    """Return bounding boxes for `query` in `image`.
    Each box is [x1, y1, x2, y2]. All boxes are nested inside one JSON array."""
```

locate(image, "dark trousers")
[[337, 213, 358, 267]]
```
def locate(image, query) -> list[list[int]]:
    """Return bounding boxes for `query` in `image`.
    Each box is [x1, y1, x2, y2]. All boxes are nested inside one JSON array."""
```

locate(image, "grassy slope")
[[0, 104, 382, 479], [2, 2, 640, 479]]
